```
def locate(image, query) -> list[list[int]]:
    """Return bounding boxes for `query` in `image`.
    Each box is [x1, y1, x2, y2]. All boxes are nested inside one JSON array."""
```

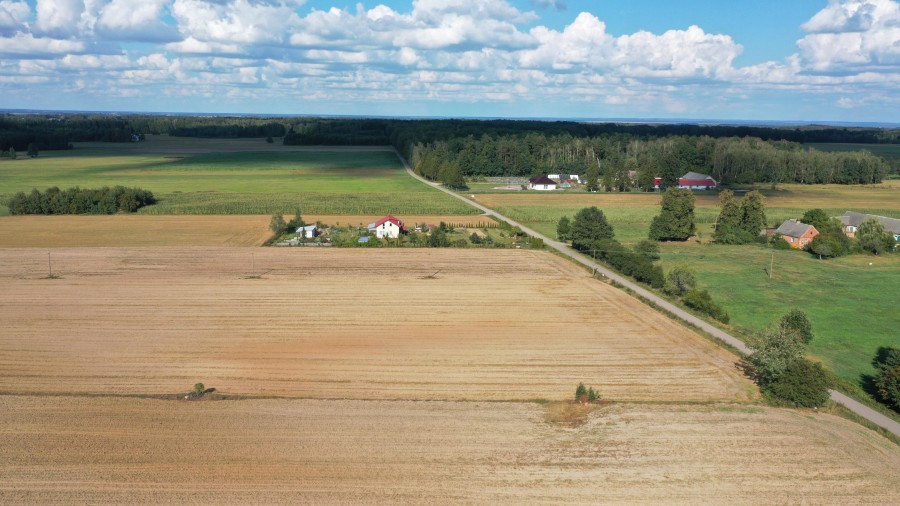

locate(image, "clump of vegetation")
[[648, 188, 695, 241], [8, 186, 156, 215], [713, 190, 767, 244], [663, 266, 696, 297], [575, 382, 600, 404], [856, 218, 896, 255], [872, 347, 900, 412], [567, 207, 664, 288], [748, 311, 830, 408], [682, 289, 729, 323], [556, 215, 571, 241]]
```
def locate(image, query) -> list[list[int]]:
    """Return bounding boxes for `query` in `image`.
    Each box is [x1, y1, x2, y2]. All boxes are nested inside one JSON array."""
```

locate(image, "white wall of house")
[[376, 221, 402, 238], [530, 183, 557, 191]]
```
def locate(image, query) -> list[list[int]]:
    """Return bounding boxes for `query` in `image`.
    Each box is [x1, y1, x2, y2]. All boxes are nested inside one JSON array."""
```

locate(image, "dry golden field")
[[1, 396, 897, 504], [0, 214, 490, 247], [0, 247, 753, 402]]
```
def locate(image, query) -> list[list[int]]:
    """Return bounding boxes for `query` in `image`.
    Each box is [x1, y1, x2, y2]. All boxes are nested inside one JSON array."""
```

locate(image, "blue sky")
[[1, 0, 898, 122]]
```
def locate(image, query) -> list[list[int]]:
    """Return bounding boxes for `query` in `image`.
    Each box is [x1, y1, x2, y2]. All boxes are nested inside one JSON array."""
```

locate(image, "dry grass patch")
[[0, 215, 272, 247]]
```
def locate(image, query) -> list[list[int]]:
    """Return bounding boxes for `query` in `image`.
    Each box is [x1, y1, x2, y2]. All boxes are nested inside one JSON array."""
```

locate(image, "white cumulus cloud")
[[798, 0, 900, 72]]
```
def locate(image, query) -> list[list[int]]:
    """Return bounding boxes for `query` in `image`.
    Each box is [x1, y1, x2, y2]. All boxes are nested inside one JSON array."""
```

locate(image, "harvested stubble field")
[[0, 214, 489, 247], [0, 247, 753, 402], [1, 396, 898, 504]]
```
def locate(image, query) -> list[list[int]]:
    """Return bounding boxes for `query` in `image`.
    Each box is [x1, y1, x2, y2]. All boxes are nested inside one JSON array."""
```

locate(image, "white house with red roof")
[[369, 214, 407, 239], [653, 172, 718, 190]]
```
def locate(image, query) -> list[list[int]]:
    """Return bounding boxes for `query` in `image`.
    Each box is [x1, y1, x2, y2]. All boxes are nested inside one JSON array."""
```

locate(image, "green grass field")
[[0, 143, 475, 215], [478, 186, 900, 389]]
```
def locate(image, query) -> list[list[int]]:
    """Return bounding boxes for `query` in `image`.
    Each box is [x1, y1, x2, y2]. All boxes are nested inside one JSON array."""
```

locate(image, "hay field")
[[1, 396, 897, 504], [0, 214, 490, 247], [0, 247, 753, 402]]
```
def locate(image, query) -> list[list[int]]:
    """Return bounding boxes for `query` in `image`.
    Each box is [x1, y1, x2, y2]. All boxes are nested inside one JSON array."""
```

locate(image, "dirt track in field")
[[0, 214, 490, 247], [0, 247, 754, 402], [1, 396, 897, 505]]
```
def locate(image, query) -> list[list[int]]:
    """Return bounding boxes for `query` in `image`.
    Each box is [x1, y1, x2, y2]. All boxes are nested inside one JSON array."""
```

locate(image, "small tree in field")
[[663, 266, 696, 296], [856, 218, 895, 255], [269, 212, 287, 235], [556, 216, 571, 241], [193, 383, 205, 395]]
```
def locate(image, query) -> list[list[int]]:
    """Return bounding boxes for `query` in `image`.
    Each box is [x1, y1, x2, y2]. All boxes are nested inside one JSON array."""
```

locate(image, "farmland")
[[1, 246, 898, 504], [470, 184, 900, 389], [0, 248, 753, 402], [0, 214, 488, 247], [2, 396, 898, 505], [0, 136, 475, 215]]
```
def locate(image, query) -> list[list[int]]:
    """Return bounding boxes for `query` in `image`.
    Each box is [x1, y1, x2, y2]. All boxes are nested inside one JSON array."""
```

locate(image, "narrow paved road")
[[395, 148, 900, 437]]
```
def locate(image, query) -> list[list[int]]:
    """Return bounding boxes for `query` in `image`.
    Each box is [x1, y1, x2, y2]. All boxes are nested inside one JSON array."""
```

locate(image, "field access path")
[[394, 148, 900, 437]]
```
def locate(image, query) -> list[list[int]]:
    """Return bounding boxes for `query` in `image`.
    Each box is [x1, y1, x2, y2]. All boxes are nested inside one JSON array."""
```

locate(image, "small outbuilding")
[[297, 225, 319, 238], [529, 175, 558, 191], [776, 219, 819, 248]]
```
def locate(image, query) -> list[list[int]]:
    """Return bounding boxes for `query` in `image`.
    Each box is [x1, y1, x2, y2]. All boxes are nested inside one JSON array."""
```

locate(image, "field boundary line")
[[393, 146, 900, 437]]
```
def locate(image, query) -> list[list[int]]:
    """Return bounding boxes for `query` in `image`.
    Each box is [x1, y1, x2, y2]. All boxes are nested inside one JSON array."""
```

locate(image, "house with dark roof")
[[835, 211, 900, 241], [776, 219, 819, 249], [653, 172, 718, 190], [529, 175, 558, 191], [369, 214, 407, 239]]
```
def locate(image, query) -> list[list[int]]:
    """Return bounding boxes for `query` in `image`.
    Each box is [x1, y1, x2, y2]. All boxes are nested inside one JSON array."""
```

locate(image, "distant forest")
[[1, 114, 896, 187]]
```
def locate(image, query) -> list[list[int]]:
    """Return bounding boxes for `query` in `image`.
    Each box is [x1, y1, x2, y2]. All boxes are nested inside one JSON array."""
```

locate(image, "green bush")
[[663, 266, 696, 296], [682, 289, 729, 323], [763, 359, 830, 407]]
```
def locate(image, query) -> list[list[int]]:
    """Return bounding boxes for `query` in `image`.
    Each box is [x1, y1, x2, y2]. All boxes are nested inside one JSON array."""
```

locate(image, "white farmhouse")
[[370, 214, 407, 239], [529, 175, 558, 191]]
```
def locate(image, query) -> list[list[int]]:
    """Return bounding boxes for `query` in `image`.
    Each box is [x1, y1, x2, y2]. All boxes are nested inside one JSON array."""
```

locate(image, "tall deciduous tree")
[[739, 190, 767, 237], [570, 206, 614, 252], [584, 162, 600, 192], [856, 218, 895, 255], [648, 188, 695, 241]]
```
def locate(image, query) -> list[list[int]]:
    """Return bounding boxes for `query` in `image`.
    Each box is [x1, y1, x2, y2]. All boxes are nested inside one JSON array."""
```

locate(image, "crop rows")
[[137, 191, 479, 215]]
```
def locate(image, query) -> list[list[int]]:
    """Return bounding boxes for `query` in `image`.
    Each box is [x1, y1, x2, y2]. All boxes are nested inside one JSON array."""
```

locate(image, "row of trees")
[[8, 186, 156, 215]]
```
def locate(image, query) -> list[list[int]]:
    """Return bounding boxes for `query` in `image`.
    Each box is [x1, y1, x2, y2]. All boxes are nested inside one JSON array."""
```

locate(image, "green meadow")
[[482, 187, 900, 389], [0, 144, 475, 215]]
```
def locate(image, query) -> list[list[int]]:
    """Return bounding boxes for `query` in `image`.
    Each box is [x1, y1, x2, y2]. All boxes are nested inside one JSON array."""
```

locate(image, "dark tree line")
[[2, 115, 896, 183], [407, 134, 888, 187], [8, 186, 156, 215]]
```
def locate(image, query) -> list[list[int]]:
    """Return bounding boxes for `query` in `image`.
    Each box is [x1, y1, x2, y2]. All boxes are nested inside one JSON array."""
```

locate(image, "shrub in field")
[[779, 309, 814, 345], [748, 326, 806, 385], [682, 289, 729, 323], [574, 382, 599, 403], [763, 358, 830, 407], [194, 383, 205, 395], [663, 266, 696, 296]]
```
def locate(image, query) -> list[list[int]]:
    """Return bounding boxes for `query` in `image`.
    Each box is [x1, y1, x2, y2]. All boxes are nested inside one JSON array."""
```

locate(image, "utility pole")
[[769, 252, 774, 280]]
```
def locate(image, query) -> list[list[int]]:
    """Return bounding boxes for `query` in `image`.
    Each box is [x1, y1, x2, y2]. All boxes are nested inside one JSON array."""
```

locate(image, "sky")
[[0, 0, 898, 122]]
